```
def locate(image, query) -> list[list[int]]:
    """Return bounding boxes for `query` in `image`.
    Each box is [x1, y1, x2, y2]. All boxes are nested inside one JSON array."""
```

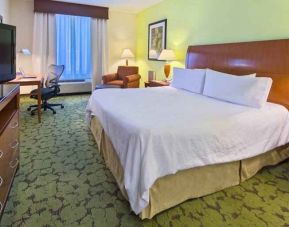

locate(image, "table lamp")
[[158, 49, 176, 81], [17, 49, 32, 76], [149, 49, 158, 59], [121, 49, 134, 66]]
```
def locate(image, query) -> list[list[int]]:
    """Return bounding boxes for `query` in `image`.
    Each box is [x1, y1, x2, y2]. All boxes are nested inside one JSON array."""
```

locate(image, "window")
[[56, 14, 92, 81]]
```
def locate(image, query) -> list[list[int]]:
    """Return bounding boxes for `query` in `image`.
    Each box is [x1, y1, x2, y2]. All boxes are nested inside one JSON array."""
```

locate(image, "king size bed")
[[86, 39, 289, 219]]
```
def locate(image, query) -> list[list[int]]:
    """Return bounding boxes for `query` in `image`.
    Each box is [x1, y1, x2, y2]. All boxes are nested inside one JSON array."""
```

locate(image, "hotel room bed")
[[86, 87, 289, 219], [86, 39, 289, 219]]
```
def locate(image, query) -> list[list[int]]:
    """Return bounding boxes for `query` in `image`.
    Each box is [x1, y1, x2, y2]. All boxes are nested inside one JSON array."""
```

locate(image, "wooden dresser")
[[0, 84, 20, 217]]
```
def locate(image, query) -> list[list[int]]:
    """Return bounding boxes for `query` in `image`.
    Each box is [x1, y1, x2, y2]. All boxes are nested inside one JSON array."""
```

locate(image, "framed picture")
[[148, 19, 167, 61]]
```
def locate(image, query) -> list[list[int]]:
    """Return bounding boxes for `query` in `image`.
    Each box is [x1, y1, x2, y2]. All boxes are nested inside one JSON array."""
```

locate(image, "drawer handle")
[[9, 158, 19, 169], [0, 150, 3, 159], [0, 176, 2, 187], [10, 122, 19, 129], [10, 140, 19, 149]]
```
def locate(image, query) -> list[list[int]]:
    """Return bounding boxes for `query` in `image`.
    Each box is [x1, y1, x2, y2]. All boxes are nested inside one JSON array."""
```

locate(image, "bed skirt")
[[90, 116, 289, 219]]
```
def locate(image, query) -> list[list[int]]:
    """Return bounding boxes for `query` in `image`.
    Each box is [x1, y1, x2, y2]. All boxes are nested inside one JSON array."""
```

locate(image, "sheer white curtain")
[[32, 12, 107, 87], [56, 15, 92, 81], [91, 18, 108, 90], [32, 13, 56, 75]]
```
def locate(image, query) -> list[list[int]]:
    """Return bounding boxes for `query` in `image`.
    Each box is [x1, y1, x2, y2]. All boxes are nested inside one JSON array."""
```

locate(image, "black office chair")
[[28, 64, 65, 115]]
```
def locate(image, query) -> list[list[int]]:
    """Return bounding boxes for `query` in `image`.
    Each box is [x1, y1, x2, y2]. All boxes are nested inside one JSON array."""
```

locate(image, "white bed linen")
[[86, 87, 289, 214], [203, 69, 272, 108]]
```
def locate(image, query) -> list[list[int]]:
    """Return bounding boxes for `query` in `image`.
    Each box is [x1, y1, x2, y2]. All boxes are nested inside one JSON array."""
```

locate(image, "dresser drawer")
[[0, 111, 19, 214], [0, 111, 19, 146], [0, 160, 18, 215], [0, 148, 19, 215], [0, 154, 18, 199], [0, 111, 19, 163]]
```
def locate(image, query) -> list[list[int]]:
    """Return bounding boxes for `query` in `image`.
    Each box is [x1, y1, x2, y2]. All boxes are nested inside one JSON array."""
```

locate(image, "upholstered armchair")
[[102, 66, 141, 88]]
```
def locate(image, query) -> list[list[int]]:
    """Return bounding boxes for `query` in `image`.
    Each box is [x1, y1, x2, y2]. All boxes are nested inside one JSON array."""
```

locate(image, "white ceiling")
[[55, 0, 164, 13]]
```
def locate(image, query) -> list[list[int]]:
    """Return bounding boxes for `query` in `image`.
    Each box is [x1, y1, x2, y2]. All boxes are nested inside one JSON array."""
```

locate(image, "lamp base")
[[164, 64, 171, 80]]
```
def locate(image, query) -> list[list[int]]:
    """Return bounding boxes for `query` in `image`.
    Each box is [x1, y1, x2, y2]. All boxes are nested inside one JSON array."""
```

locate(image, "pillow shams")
[[171, 68, 206, 94], [203, 70, 272, 108]]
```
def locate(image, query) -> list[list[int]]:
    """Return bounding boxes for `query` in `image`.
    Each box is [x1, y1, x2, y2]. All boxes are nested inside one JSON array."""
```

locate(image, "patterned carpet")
[[0, 95, 289, 227]]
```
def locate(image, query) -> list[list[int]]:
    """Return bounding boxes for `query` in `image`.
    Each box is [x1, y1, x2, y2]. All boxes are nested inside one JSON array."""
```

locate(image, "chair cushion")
[[117, 66, 139, 80], [30, 88, 54, 99], [107, 80, 124, 87]]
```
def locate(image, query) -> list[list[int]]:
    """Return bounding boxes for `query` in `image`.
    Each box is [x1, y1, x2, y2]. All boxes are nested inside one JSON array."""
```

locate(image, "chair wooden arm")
[[102, 73, 118, 84], [123, 74, 141, 83], [123, 74, 141, 88]]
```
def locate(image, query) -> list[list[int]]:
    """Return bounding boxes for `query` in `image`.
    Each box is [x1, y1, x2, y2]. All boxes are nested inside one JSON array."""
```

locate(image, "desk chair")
[[27, 64, 65, 115]]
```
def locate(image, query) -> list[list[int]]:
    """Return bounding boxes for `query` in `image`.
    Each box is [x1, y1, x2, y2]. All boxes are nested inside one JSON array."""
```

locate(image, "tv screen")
[[0, 24, 16, 83]]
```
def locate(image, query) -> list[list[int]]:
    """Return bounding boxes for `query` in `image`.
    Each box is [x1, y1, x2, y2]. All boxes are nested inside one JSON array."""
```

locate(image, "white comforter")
[[86, 87, 289, 214]]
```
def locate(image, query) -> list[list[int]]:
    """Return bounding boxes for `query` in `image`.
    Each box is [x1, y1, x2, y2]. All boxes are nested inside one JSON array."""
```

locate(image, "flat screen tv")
[[0, 23, 16, 83]]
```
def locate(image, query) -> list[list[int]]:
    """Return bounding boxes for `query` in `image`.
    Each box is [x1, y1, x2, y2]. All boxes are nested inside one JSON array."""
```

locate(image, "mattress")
[[86, 87, 289, 214]]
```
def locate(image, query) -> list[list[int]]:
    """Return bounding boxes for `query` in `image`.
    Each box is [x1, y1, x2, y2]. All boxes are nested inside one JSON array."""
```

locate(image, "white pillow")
[[203, 69, 272, 108], [171, 68, 206, 94], [206, 69, 256, 78]]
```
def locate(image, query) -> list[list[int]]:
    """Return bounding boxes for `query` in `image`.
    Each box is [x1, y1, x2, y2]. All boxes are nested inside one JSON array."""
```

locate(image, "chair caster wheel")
[[61, 105, 64, 109], [27, 107, 31, 111]]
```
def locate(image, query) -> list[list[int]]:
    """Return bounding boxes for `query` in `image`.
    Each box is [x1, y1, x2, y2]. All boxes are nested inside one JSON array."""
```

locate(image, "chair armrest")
[[50, 84, 61, 93], [123, 74, 141, 83], [102, 73, 118, 84]]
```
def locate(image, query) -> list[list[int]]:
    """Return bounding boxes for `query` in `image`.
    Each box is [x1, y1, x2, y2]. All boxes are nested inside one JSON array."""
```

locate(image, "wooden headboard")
[[186, 39, 289, 109]]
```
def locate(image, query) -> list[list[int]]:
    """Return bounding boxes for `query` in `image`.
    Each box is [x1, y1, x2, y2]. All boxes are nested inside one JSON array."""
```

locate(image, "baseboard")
[[59, 81, 91, 94]]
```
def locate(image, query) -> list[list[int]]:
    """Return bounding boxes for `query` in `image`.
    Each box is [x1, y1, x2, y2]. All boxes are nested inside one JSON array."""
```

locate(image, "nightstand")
[[144, 80, 170, 87]]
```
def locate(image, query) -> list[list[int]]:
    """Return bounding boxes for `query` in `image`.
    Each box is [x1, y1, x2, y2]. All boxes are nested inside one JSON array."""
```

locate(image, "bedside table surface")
[[145, 80, 170, 87]]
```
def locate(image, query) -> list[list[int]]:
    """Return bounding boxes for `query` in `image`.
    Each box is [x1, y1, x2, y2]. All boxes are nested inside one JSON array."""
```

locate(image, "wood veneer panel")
[[186, 39, 289, 109], [0, 85, 19, 217]]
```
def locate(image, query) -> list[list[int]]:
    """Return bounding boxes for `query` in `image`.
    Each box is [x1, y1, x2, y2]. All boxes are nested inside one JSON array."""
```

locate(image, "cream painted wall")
[[0, 0, 10, 23], [9, 0, 35, 93], [10, 0, 34, 73], [108, 10, 136, 73], [136, 0, 289, 82]]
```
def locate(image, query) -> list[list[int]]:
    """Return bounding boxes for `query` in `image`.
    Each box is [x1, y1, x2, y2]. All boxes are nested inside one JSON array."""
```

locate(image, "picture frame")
[[148, 19, 167, 61]]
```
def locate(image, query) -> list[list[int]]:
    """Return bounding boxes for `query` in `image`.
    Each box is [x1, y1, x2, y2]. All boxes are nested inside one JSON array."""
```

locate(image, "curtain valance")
[[34, 0, 109, 19]]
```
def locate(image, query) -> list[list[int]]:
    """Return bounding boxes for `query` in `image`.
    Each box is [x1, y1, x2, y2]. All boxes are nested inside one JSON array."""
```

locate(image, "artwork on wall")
[[148, 19, 167, 61]]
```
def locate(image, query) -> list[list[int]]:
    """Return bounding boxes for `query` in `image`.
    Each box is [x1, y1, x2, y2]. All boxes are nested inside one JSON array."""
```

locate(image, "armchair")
[[102, 66, 141, 88]]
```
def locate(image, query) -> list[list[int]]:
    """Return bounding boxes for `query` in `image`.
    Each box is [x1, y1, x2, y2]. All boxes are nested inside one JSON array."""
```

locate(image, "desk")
[[7, 76, 43, 123]]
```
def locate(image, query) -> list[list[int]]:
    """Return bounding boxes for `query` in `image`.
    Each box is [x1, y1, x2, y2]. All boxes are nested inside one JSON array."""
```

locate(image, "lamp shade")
[[158, 49, 176, 61], [121, 49, 134, 59], [149, 49, 158, 59], [20, 49, 31, 56]]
